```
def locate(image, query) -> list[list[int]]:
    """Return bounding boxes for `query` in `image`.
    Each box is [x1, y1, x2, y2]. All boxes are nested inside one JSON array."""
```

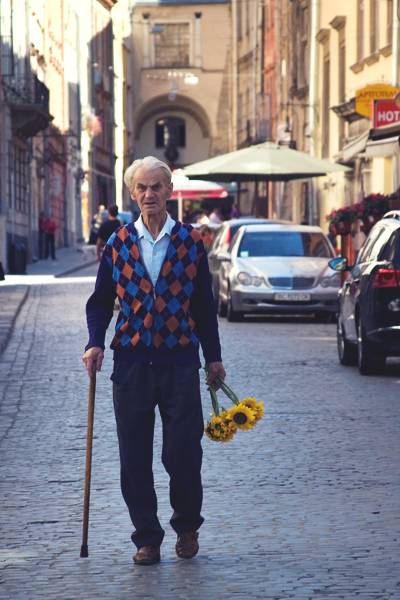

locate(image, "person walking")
[[43, 214, 57, 260], [82, 156, 225, 566], [96, 204, 121, 261]]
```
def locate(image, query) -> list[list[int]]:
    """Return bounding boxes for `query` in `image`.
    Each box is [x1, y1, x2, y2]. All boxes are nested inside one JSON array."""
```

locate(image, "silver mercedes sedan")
[[217, 223, 340, 321]]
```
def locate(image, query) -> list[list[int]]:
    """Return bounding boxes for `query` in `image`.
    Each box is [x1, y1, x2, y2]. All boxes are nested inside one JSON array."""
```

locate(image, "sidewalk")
[[0, 243, 97, 358]]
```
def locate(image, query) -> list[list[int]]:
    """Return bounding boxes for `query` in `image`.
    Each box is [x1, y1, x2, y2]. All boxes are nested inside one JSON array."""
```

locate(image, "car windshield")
[[238, 231, 332, 258]]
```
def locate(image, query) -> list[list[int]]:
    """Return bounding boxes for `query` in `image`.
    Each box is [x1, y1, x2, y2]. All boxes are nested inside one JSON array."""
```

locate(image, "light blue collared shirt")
[[135, 212, 175, 286]]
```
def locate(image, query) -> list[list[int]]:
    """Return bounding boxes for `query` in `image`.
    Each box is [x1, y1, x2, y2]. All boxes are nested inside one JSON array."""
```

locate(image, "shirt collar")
[[135, 212, 175, 243]]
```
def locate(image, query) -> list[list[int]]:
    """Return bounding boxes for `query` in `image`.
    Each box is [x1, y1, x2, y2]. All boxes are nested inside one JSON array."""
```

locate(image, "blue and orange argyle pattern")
[[103, 222, 205, 352]]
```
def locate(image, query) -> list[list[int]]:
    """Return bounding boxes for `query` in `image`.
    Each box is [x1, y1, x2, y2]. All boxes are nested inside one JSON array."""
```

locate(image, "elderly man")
[[82, 156, 225, 566]]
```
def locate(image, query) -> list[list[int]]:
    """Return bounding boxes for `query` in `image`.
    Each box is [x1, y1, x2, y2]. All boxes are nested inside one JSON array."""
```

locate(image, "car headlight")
[[320, 272, 341, 288], [237, 271, 252, 285], [251, 276, 262, 286]]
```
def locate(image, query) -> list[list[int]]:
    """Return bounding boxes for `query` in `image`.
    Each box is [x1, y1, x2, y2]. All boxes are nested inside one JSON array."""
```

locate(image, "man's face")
[[130, 167, 173, 217]]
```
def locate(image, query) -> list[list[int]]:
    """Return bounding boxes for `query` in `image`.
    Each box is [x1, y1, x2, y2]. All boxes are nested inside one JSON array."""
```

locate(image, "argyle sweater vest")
[[104, 222, 205, 353]]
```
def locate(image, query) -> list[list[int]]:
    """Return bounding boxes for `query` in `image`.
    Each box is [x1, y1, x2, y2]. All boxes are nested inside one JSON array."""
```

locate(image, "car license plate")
[[274, 293, 311, 301]]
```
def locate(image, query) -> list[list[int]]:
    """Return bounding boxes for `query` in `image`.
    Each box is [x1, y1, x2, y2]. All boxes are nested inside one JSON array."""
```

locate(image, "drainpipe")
[[252, 0, 258, 141], [308, 0, 319, 224], [392, 0, 399, 191], [232, 0, 239, 151]]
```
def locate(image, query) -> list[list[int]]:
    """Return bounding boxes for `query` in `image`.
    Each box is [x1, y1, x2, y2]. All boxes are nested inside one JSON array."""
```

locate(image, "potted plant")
[[362, 194, 390, 232], [325, 205, 358, 235]]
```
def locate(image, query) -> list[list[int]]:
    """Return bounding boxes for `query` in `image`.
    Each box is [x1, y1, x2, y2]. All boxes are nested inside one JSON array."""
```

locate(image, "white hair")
[[123, 156, 172, 189]]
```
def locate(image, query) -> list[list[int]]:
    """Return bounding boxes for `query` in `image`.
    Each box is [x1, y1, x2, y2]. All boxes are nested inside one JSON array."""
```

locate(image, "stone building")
[[129, 0, 232, 171], [0, 0, 133, 271]]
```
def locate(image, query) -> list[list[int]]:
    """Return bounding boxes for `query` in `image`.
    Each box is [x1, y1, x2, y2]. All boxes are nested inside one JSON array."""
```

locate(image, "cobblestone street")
[[1, 263, 399, 599]]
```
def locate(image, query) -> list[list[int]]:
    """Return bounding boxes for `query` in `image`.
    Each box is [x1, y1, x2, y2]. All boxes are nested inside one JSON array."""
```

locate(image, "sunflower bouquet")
[[204, 365, 264, 443]]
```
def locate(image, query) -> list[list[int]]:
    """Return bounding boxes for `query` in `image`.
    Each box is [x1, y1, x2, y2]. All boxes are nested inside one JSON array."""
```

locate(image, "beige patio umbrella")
[[182, 141, 350, 217], [182, 141, 350, 182]]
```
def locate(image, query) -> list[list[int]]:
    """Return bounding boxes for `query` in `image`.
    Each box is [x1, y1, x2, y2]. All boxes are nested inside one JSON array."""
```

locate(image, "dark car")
[[208, 218, 291, 303], [330, 210, 400, 375]]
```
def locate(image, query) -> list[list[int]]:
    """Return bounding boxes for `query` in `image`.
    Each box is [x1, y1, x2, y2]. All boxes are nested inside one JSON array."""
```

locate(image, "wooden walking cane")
[[80, 361, 97, 558]]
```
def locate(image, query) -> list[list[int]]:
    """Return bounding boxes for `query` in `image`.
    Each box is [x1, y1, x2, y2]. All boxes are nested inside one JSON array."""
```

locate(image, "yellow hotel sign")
[[356, 84, 400, 118]]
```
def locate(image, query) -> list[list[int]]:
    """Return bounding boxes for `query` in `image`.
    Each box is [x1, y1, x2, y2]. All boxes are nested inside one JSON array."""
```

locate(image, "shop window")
[[155, 117, 186, 148]]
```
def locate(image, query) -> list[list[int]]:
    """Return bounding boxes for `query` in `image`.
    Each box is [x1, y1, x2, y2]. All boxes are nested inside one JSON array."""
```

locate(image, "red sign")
[[373, 95, 400, 128]]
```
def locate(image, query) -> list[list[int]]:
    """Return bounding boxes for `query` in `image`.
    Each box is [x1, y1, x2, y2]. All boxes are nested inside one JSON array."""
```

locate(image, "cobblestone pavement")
[[1, 263, 399, 599]]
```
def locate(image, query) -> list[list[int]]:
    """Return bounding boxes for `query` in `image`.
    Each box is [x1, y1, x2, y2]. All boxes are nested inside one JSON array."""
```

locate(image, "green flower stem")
[[214, 376, 240, 405], [203, 364, 241, 408], [209, 384, 219, 416]]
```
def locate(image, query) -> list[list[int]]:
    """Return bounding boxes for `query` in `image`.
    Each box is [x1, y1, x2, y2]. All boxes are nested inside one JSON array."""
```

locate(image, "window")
[[8, 143, 28, 215], [299, 6, 309, 87], [369, 227, 392, 262], [155, 117, 185, 148], [237, 0, 242, 40], [238, 232, 332, 258], [387, 0, 393, 45], [0, 0, 13, 75], [322, 58, 330, 158], [154, 23, 190, 68], [370, 0, 379, 54], [357, 225, 385, 263], [357, 0, 365, 61], [338, 41, 346, 150]]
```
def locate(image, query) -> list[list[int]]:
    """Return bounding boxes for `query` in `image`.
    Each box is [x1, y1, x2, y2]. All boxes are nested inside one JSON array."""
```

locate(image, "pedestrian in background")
[[230, 203, 242, 219], [96, 204, 121, 262], [43, 214, 57, 260], [88, 204, 106, 245], [199, 224, 213, 252], [38, 211, 45, 259], [82, 156, 225, 566], [209, 206, 223, 224]]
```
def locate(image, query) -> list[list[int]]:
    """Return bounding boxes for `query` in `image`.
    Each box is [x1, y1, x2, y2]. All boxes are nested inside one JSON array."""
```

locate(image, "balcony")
[[1, 74, 53, 138]]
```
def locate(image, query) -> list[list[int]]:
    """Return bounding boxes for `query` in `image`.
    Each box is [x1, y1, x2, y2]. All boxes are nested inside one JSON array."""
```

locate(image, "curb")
[[0, 286, 29, 359], [54, 259, 98, 278]]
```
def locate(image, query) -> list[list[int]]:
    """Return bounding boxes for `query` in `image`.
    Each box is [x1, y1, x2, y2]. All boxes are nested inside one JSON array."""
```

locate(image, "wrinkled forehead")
[[133, 166, 169, 188]]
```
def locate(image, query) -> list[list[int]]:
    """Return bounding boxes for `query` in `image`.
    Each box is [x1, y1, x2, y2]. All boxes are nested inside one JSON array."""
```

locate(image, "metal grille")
[[268, 276, 315, 289], [293, 276, 315, 289], [268, 277, 292, 288]]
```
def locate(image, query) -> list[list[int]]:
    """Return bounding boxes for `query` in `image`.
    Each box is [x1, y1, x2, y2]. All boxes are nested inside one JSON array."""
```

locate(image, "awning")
[[341, 130, 369, 162], [365, 136, 400, 158]]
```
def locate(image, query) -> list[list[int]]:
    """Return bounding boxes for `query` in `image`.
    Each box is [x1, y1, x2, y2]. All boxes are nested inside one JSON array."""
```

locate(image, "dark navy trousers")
[[111, 361, 204, 549]]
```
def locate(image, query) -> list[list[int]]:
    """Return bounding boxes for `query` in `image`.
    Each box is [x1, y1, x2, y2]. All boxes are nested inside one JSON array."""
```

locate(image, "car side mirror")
[[328, 257, 352, 271], [218, 251, 231, 262]]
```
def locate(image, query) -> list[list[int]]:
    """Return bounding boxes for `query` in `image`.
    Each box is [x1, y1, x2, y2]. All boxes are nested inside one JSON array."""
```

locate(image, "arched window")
[[155, 117, 186, 148]]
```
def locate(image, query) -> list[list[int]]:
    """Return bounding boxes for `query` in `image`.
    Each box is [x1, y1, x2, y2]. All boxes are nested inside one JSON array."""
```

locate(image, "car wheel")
[[217, 293, 227, 318], [226, 287, 244, 322], [337, 311, 357, 366], [357, 315, 386, 375]]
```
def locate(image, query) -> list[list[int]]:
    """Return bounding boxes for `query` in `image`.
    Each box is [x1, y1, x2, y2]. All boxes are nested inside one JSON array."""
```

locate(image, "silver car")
[[217, 223, 340, 321]]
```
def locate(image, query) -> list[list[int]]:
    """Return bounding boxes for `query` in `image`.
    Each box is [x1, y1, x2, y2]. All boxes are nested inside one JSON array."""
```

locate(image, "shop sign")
[[373, 94, 400, 128], [355, 84, 400, 118]]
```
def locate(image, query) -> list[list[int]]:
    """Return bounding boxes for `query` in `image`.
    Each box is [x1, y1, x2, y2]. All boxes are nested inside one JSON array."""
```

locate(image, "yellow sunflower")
[[205, 416, 226, 441], [219, 410, 236, 431], [254, 401, 264, 422], [226, 403, 256, 431], [242, 397, 257, 411], [219, 428, 236, 442]]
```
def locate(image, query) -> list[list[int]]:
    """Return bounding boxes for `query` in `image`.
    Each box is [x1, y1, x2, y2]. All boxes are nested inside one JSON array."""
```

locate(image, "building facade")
[[129, 0, 232, 172]]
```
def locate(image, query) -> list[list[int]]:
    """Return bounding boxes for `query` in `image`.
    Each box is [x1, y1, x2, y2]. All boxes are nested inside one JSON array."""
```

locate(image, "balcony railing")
[[1, 74, 50, 112]]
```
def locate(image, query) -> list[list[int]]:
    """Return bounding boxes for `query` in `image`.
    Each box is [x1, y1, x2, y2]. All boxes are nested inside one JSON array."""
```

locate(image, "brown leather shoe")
[[133, 546, 160, 566], [175, 532, 199, 559]]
